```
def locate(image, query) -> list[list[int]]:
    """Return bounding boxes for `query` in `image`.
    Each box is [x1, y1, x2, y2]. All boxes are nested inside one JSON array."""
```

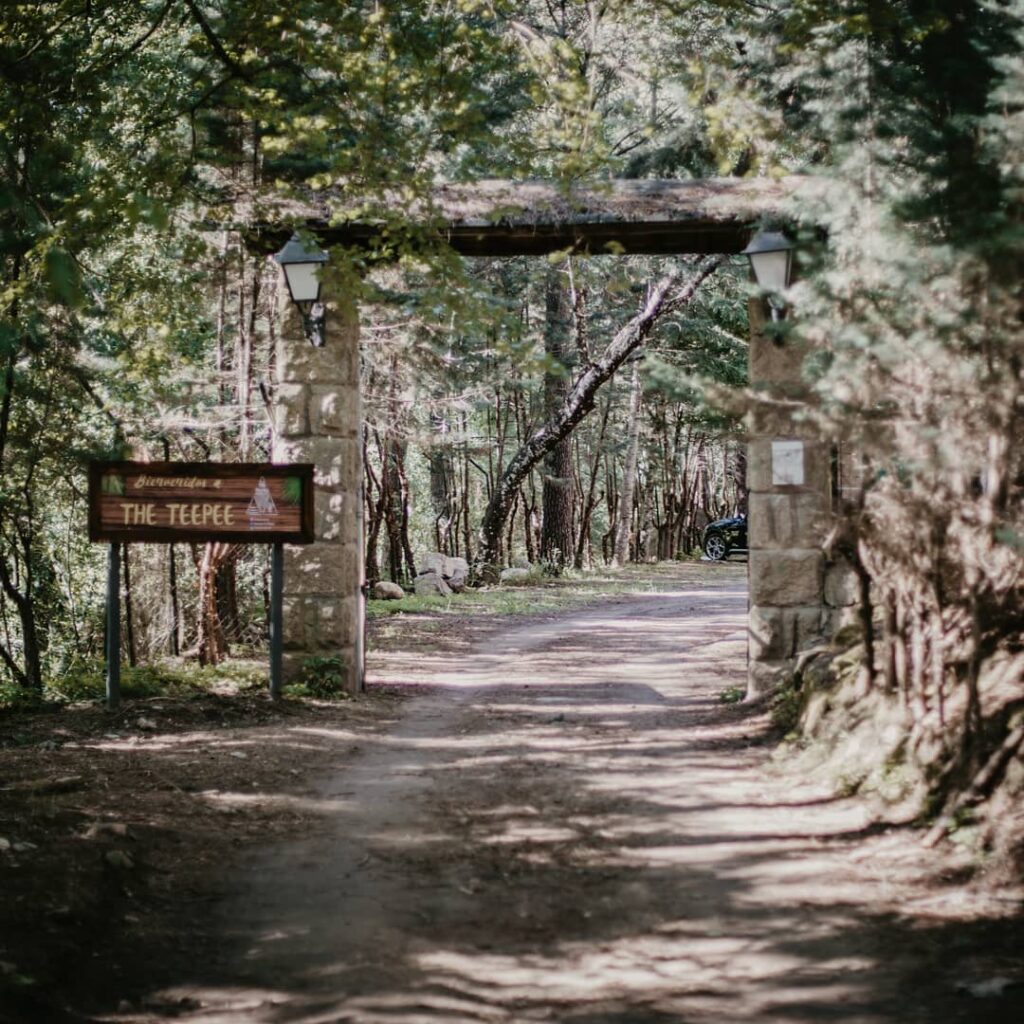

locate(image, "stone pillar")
[[272, 279, 364, 692], [746, 299, 830, 697]]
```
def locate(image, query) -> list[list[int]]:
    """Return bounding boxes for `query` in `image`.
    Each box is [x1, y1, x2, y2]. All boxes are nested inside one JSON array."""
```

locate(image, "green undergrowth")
[[769, 676, 806, 735], [283, 655, 351, 700], [0, 660, 268, 709], [777, 633, 1024, 874], [1, 653, 355, 710]]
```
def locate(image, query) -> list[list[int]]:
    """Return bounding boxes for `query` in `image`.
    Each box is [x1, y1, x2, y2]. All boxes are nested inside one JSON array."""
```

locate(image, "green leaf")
[[281, 477, 303, 505]]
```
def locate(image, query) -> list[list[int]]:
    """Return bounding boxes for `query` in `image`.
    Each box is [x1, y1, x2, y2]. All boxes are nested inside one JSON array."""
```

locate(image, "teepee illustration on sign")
[[247, 477, 278, 530]]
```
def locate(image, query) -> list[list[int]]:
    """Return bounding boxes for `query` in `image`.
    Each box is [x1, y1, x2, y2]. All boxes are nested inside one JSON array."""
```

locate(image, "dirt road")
[[113, 567, 1023, 1023]]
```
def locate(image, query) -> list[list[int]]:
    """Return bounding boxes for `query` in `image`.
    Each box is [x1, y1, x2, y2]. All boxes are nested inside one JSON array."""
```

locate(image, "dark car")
[[702, 513, 747, 561]]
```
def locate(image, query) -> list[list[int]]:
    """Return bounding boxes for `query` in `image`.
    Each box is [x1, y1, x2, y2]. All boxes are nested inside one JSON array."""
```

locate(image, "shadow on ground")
[[59, 568, 1024, 1024]]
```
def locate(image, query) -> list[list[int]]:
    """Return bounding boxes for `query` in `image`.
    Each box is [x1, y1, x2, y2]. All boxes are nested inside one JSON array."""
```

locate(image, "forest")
[[1, 0, 1023, 854]]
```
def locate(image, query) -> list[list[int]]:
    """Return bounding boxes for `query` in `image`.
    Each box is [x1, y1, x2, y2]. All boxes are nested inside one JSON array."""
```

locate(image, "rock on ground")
[[415, 553, 468, 593], [500, 566, 531, 583], [414, 571, 452, 597]]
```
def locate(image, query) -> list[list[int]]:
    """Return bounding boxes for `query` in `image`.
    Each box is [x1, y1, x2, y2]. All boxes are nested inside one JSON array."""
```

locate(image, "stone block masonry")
[[746, 298, 835, 696], [272, 280, 364, 691]]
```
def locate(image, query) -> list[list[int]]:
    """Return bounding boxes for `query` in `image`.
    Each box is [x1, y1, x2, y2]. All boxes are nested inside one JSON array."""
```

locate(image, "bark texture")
[[612, 357, 644, 567], [540, 266, 576, 569]]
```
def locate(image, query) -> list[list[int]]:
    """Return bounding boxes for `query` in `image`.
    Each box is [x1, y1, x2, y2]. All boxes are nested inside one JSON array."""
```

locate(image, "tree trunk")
[[398, 443, 417, 579], [521, 488, 536, 564], [731, 442, 748, 514], [883, 591, 898, 694], [428, 411, 455, 554], [197, 543, 229, 667], [0, 338, 43, 691], [0, 552, 42, 691], [855, 546, 875, 689], [461, 411, 473, 562], [123, 543, 137, 667], [540, 266, 575, 570], [216, 562, 240, 642], [364, 426, 384, 582], [473, 259, 721, 578], [382, 357, 414, 582], [612, 357, 643, 567], [574, 395, 610, 569]]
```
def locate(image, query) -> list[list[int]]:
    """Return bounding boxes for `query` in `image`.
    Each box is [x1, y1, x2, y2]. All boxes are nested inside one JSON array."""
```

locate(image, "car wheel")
[[704, 532, 728, 561]]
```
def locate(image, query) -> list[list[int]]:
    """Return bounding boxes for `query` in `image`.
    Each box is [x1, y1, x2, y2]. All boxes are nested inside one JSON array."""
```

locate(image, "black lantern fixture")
[[272, 233, 328, 346], [742, 230, 794, 321]]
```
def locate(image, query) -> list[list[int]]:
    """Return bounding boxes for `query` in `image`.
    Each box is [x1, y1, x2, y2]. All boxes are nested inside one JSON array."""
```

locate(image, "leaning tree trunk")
[[612, 356, 643, 567], [540, 266, 575, 570], [474, 258, 721, 579]]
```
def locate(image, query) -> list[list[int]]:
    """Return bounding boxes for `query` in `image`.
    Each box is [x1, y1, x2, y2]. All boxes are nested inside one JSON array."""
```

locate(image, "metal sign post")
[[105, 542, 121, 710], [270, 542, 284, 700]]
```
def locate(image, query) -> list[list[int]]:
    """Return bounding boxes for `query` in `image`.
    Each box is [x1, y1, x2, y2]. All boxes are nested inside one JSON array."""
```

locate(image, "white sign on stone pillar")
[[771, 440, 805, 486]]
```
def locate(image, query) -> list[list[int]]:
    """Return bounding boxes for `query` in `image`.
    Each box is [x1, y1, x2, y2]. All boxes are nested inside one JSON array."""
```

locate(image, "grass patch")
[[0, 660, 269, 709], [366, 570, 666, 621], [368, 592, 468, 616]]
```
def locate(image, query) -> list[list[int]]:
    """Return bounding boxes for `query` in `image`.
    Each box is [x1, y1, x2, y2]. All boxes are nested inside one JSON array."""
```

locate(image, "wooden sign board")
[[89, 462, 315, 544]]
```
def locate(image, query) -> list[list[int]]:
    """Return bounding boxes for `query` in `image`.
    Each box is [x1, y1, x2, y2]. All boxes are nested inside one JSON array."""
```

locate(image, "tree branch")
[[182, 0, 248, 80]]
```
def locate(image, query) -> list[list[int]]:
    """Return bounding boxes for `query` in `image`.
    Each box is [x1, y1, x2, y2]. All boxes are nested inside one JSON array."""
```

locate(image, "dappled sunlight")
[[415, 944, 725, 999], [479, 824, 579, 845], [200, 790, 355, 815], [291, 726, 370, 742], [117, 576, 1024, 1023], [83, 726, 361, 757], [85, 730, 228, 752]]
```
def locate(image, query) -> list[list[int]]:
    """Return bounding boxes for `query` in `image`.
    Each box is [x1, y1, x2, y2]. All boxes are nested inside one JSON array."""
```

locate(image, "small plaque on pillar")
[[771, 440, 805, 486]]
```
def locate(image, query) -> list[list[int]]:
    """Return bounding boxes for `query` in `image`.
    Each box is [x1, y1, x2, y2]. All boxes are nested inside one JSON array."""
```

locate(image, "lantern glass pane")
[[284, 263, 322, 304], [750, 249, 791, 293]]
